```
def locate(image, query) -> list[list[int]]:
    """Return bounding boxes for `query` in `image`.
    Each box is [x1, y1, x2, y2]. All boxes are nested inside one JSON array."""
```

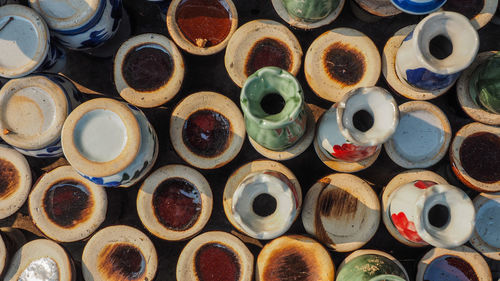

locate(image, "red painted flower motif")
[[331, 143, 377, 162], [391, 212, 424, 243], [414, 180, 437, 189]]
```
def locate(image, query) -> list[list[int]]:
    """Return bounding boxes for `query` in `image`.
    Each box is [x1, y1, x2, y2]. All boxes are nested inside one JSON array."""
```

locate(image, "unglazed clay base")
[[381, 170, 448, 247], [248, 106, 315, 161], [385, 101, 451, 169], [457, 51, 500, 125], [382, 25, 454, 100], [450, 122, 500, 192], [353, 0, 402, 16], [0, 145, 31, 219], [302, 173, 380, 252], [271, 0, 346, 29], [470, 192, 500, 261], [416, 246, 492, 281], [304, 27, 381, 102]]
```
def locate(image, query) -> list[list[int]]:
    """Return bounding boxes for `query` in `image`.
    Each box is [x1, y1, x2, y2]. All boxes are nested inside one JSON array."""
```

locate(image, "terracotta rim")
[[166, 0, 238, 56], [416, 246, 492, 281], [271, 0, 346, 29], [337, 249, 409, 280], [170, 91, 245, 169], [176, 231, 253, 281], [302, 173, 380, 252], [305, 27, 381, 102], [457, 51, 500, 125], [61, 98, 141, 178], [353, 0, 402, 17], [450, 122, 500, 192], [223, 160, 302, 237], [28, 166, 107, 242], [137, 164, 213, 241], [0, 145, 31, 219], [382, 25, 453, 100], [114, 33, 185, 108], [0, 75, 69, 150], [381, 169, 448, 247], [470, 192, 500, 261], [384, 101, 451, 169], [224, 19, 302, 88]]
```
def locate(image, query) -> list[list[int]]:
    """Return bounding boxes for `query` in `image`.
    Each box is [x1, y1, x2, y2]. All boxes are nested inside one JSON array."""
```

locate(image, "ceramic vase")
[[281, 0, 340, 22], [0, 74, 82, 158], [241, 67, 307, 151], [29, 0, 123, 50], [469, 52, 500, 114], [0, 5, 66, 78], [395, 12, 479, 91], [387, 181, 475, 248], [337, 253, 407, 281], [390, 0, 446, 14], [316, 86, 399, 162]]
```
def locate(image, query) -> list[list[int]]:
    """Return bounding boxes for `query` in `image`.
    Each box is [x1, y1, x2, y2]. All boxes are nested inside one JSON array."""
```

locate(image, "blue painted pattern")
[[405, 68, 460, 91], [391, 0, 446, 14]]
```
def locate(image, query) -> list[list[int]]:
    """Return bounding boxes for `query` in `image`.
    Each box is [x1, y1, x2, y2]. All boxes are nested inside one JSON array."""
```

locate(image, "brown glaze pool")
[[443, 0, 483, 19], [152, 177, 201, 231], [175, 0, 232, 47], [263, 246, 317, 281], [98, 243, 146, 280], [245, 38, 292, 77], [423, 255, 479, 281], [195, 243, 240, 281], [43, 180, 93, 228], [459, 132, 500, 183], [0, 159, 19, 199], [182, 109, 231, 157], [122, 44, 174, 92], [323, 42, 365, 86]]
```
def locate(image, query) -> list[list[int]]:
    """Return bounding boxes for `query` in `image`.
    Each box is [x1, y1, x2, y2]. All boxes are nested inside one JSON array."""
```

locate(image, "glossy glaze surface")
[[245, 38, 292, 77], [459, 132, 500, 183], [195, 243, 240, 281], [423, 255, 478, 281]]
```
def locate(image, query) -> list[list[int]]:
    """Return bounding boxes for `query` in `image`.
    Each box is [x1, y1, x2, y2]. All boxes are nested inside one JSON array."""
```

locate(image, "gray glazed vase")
[[337, 254, 407, 281], [281, 0, 340, 22]]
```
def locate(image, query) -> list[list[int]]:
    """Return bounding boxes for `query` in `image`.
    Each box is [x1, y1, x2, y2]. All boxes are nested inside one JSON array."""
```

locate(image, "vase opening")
[[427, 203, 450, 228], [260, 92, 286, 115], [429, 35, 453, 60], [253, 193, 277, 217], [352, 109, 374, 132]]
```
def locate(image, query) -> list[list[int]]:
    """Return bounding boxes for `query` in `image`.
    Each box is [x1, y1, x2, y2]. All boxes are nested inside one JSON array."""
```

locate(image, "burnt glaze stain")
[[319, 188, 358, 218], [323, 42, 365, 86], [98, 243, 146, 281], [423, 255, 479, 281], [122, 44, 174, 92], [314, 178, 334, 245], [244, 38, 292, 77], [195, 243, 240, 281], [182, 109, 231, 158], [263, 247, 317, 281], [443, 0, 484, 19], [0, 159, 19, 199], [43, 180, 93, 228], [175, 0, 232, 47], [459, 132, 500, 183], [152, 177, 201, 231]]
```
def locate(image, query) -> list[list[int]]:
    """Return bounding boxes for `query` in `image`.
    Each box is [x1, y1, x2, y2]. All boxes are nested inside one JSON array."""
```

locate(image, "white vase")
[[395, 11, 479, 91]]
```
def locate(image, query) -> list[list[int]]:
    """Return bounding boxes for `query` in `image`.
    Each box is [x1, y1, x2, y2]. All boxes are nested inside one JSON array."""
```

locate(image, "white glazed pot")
[[316, 86, 399, 162], [29, 0, 123, 50], [388, 181, 475, 248], [395, 11, 479, 91]]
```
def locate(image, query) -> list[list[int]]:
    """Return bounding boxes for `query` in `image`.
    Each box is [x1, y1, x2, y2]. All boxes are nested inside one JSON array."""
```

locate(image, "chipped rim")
[[271, 0, 346, 30], [137, 164, 213, 241], [304, 27, 381, 103], [469, 192, 500, 261], [166, 0, 238, 56]]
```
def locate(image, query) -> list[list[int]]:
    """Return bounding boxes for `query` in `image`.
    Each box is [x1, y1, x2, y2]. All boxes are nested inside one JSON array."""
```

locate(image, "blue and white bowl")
[[390, 0, 446, 15], [0, 73, 82, 158], [62, 98, 158, 187], [29, 0, 123, 50]]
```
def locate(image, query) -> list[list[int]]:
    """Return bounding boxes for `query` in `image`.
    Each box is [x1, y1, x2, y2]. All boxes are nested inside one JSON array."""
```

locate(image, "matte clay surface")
[[1, 1, 499, 280]]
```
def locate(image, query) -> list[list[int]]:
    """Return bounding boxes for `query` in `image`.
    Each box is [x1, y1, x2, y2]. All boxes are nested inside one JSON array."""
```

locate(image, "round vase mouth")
[[241, 66, 304, 130], [390, 0, 446, 15], [414, 11, 479, 75], [337, 86, 399, 146]]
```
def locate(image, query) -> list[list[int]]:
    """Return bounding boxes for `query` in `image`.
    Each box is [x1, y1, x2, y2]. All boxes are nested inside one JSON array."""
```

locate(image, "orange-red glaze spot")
[[195, 243, 240, 281]]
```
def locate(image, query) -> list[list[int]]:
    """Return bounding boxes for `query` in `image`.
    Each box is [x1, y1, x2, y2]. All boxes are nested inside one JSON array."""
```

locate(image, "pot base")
[[271, 0, 346, 29], [470, 192, 500, 261]]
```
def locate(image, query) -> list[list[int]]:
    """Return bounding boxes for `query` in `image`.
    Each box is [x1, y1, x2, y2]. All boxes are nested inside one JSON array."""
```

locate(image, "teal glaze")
[[337, 254, 407, 281], [281, 0, 340, 22], [469, 53, 500, 114], [240, 67, 307, 151]]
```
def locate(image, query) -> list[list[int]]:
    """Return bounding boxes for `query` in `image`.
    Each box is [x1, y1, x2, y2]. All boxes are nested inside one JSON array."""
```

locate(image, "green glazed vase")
[[469, 53, 500, 114], [281, 0, 340, 22], [240, 67, 307, 151], [337, 254, 407, 281]]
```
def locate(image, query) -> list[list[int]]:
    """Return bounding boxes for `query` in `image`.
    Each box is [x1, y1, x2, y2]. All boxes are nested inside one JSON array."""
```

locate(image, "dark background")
[[1, 0, 500, 280]]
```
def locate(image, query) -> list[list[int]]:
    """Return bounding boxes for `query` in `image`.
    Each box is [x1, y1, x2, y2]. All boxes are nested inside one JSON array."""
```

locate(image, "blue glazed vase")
[[390, 0, 446, 15], [395, 12, 479, 91]]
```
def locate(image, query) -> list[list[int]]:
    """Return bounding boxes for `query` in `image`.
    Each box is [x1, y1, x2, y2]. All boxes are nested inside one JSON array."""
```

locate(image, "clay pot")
[[0, 145, 31, 219], [470, 192, 500, 261], [0, 5, 66, 78], [29, 0, 124, 50], [0, 74, 82, 158], [114, 33, 184, 108], [82, 225, 158, 281], [336, 250, 409, 281], [28, 165, 107, 242], [390, 0, 446, 14], [61, 98, 158, 187]]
